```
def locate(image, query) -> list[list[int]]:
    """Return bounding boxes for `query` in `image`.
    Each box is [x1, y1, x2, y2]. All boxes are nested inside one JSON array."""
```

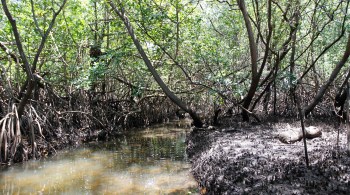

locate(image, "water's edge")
[[0, 121, 198, 194]]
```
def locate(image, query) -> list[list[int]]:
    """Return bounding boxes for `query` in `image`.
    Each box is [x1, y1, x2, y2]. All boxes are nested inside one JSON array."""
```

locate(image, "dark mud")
[[186, 120, 350, 194]]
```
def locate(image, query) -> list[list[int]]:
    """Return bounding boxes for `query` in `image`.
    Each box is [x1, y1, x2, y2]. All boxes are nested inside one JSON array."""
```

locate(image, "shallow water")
[[0, 121, 197, 194]]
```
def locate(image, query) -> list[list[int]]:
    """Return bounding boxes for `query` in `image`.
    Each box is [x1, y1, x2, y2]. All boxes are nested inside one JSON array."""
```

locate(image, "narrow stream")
[[0, 121, 198, 194]]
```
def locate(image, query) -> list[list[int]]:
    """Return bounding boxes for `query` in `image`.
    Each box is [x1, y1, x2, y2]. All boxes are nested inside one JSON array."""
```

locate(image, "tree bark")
[[108, 1, 203, 127], [346, 82, 350, 153], [288, 5, 300, 113], [237, 0, 259, 121]]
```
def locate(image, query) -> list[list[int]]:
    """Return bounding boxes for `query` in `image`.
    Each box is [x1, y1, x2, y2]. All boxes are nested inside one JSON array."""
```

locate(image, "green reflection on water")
[[0, 121, 198, 194]]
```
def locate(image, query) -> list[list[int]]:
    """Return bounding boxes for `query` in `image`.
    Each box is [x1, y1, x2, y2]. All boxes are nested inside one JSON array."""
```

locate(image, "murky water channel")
[[0, 121, 198, 194]]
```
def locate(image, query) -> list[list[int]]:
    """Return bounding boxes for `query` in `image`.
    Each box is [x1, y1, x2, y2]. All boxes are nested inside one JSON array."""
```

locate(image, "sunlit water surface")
[[0, 121, 198, 194]]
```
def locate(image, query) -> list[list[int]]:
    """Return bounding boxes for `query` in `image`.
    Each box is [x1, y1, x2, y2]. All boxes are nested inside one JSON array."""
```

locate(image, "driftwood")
[[278, 126, 322, 144]]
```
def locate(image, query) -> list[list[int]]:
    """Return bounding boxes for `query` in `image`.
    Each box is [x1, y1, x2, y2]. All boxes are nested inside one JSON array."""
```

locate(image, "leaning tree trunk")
[[304, 34, 350, 116], [237, 0, 259, 121], [108, 1, 203, 127]]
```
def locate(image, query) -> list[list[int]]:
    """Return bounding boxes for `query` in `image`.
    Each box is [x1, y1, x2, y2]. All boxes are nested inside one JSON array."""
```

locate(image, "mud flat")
[[186, 121, 350, 194]]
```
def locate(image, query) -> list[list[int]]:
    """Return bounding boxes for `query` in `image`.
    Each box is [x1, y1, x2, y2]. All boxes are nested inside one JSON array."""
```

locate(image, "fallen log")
[[278, 126, 322, 144]]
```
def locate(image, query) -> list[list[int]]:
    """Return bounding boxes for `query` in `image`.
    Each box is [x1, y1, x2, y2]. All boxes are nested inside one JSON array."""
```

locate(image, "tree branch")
[[1, 0, 32, 79], [31, 0, 67, 72]]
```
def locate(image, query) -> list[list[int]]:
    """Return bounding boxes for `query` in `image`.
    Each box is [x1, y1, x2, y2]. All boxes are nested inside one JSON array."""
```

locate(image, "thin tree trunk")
[[347, 82, 350, 153], [108, 1, 203, 127], [273, 66, 277, 115], [295, 91, 309, 167], [289, 17, 298, 112]]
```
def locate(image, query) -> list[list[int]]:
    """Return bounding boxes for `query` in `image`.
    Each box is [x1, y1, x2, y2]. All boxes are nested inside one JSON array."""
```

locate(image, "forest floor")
[[186, 117, 350, 195]]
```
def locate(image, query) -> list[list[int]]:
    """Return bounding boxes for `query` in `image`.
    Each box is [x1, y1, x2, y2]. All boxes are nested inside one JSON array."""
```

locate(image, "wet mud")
[[186, 120, 350, 194]]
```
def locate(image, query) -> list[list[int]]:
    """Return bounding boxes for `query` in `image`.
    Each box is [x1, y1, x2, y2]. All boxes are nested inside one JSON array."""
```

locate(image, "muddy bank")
[[186, 120, 350, 194]]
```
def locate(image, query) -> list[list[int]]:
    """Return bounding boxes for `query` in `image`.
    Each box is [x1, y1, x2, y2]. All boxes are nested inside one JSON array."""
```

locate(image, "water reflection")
[[0, 121, 197, 194]]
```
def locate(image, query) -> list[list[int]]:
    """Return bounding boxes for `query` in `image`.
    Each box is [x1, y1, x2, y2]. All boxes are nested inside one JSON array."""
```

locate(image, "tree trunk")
[[237, 0, 259, 121], [108, 1, 203, 127], [295, 91, 309, 167], [288, 9, 299, 113], [346, 82, 350, 153], [334, 69, 350, 118], [304, 34, 350, 116]]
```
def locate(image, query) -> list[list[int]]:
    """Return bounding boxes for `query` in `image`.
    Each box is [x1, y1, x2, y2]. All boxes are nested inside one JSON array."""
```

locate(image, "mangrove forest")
[[1, 0, 350, 194]]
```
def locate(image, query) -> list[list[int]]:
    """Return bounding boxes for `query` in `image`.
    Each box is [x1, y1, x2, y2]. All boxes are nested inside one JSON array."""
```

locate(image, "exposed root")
[[0, 104, 23, 163], [0, 90, 180, 164]]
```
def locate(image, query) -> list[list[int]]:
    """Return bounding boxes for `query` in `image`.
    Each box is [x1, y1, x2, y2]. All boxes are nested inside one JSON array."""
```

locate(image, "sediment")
[[186, 120, 350, 194]]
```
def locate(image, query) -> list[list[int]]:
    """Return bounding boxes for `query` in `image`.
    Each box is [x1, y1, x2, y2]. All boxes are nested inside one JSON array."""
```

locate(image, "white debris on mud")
[[186, 121, 350, 194]]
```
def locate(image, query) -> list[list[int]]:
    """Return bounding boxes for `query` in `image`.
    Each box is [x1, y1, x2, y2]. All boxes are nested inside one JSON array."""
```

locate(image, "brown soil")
[[186, 118, 350, 194]]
